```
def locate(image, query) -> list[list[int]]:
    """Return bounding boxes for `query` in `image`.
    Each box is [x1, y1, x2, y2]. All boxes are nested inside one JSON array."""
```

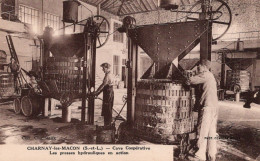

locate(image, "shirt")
[[95, 71, 114, 95], [189, 70, 219, 108]]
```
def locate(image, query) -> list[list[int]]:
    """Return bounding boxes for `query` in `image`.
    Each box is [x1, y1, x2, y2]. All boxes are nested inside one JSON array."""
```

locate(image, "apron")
[[101, 85, 114, 125]]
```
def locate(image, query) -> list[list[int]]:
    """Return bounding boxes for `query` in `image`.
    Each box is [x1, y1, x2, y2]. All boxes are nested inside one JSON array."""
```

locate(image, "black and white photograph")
[[0, 0, 259, 160]]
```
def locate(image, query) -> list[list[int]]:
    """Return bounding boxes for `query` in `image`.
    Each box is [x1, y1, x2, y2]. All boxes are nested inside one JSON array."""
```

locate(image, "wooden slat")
[[127, 2, 138, 13], [124, 2, 134, 14], [140, 0, 149, 11], [132, 0, 143, 12], [143, 0, 153, 10]]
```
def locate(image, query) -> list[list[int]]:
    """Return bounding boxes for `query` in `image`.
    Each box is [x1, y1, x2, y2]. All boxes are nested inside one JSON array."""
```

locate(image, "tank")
[[160, 0, 180, 10], [63, 0, 80, 23]]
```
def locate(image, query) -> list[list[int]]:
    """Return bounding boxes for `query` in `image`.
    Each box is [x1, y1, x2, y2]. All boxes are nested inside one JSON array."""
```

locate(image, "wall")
[[95, 18, 127, 83]]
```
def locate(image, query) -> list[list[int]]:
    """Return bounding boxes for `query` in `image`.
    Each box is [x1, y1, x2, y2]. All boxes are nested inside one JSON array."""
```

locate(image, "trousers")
[[195, 106, 218, 160], [101, 85, 114, 126]]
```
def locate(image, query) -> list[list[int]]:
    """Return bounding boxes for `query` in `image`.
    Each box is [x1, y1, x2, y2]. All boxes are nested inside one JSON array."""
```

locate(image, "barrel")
[[160, 0, 180, 10], [13, 98, 21, 114], [0, 73, 15, 97], [63, 0, 80, 23], [134, 79, 195, 143], [21, 95, 44, 117]]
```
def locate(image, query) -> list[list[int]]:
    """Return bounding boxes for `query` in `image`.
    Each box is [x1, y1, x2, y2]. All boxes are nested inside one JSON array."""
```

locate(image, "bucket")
[[21, 95, 44, 117], [62, 106, 71, 123], [96, 126, 116, 144]]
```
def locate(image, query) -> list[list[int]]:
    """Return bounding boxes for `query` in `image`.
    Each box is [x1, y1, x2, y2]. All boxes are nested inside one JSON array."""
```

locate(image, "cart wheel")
[[21, 96, 32, 117], [13, 98, 21, 114], [185, 0, 232, 41], [85, 15, 110, 48]]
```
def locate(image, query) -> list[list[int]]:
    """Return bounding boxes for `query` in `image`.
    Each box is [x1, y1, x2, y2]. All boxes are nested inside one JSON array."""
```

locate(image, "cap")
[[200, 59, 211, 69], [100, 62, 111, 69]]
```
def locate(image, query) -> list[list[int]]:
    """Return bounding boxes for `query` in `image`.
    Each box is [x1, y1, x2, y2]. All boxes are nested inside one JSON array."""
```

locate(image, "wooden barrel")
[[13, 98, 21, 114], [134, 79, 195, 143], [21, 95, 43, 117], [0, 73, 15, 97]]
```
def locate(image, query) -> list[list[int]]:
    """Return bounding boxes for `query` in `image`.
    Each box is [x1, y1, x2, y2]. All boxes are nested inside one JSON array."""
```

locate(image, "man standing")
[[92, 63, 114, 126], [187, 59, 219, 161]]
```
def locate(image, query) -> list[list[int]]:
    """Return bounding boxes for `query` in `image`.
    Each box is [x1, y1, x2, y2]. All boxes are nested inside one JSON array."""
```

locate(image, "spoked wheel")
[[85, 15, 110, 48], [21, 96, 32, 117], [185, 0, 232, 41]]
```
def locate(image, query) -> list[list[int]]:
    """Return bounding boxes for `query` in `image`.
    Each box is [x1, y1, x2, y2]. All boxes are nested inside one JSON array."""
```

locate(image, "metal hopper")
[[225, 58, 254, 70], [128, 20, 208, 80], [49, 33, 86, 58]]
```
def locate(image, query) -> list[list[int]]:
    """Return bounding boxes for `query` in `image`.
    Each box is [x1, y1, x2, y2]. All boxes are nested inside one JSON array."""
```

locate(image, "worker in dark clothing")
[[92, 63, 114, 126], [244, 88, 260, 108], [186, 59, 219, 161]]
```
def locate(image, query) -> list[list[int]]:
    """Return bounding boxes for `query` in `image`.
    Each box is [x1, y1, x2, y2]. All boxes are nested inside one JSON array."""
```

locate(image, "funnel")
[[225, 58, 254, 70], [128, 20, 208, 79], [49, 33, 86, 58]]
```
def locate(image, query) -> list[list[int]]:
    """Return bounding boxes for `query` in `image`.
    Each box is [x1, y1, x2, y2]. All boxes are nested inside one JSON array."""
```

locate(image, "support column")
[[50, 98, 55, 116], [220, 52, 226, 89], [200, 0, 212, 61], [43, 98, 49, 117], [81, 33, 88, 123], [127, 37, 138, 126], [87, 33, 96, 125]]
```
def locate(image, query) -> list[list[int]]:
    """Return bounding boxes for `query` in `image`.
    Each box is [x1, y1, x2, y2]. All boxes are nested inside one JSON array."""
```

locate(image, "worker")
[[186, 59, 219, 161], [28, 70, 41, 94], [92, 63, 114, 126], [243, 87, 260, 108]]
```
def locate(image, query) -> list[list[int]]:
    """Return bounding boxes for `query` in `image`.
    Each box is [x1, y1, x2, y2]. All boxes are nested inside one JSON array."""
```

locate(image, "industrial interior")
[[0, 0, 260, 160]]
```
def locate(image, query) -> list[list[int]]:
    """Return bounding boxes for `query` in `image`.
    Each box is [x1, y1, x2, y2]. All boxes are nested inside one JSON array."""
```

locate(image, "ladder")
[[6, 35, 30, 91]]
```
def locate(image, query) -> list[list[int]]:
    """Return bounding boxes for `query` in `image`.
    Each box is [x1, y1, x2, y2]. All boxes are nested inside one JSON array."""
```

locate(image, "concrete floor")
[[0, 88, 260, 160]]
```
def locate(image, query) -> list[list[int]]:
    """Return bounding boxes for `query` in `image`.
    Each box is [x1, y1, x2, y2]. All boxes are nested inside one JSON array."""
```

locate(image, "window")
[[113, 22, 123, 43], [44, 12, 61, 30], [19, 5, 39, 33], [113, 55, 120, 75], [122, 59, 126, 66]]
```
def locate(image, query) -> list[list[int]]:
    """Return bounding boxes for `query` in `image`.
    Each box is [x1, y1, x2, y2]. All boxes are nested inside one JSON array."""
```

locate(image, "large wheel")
[[185, 0, 232, 41], [85, 15, 110, 48], [21, 96, 33, 117]]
